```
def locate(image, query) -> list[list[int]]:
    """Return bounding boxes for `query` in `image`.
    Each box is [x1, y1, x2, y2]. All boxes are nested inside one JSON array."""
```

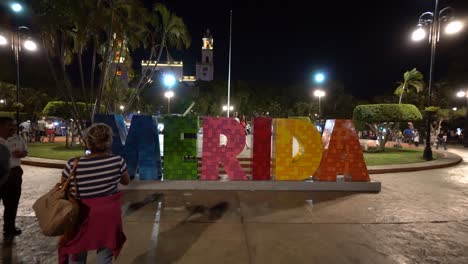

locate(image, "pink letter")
[[201, 117, 247, 181]]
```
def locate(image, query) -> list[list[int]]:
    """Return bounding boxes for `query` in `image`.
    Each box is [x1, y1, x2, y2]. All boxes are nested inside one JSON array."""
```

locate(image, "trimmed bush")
[[353, 104, 422, 123], [353, 104, 422, 152]]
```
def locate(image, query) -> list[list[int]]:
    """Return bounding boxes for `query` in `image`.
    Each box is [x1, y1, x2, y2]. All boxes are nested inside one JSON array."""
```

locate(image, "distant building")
[[196, 29, 214, 81], [140, 28, 214, 84]]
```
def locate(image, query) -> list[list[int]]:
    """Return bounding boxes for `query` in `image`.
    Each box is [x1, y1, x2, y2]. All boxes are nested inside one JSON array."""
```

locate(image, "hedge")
[[353, 104, 422, 123]]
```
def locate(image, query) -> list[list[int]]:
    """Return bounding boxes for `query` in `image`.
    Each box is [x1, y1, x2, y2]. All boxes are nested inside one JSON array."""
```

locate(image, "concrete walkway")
[[0, 148, 467, 263]]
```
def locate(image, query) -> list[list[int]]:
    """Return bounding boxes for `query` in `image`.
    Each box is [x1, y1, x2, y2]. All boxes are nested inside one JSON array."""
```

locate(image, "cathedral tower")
[[196, 29, 214, 81]]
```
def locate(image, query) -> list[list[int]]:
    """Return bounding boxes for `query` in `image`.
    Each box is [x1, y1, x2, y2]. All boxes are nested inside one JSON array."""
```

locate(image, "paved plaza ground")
[[1, 148, 468, 263]]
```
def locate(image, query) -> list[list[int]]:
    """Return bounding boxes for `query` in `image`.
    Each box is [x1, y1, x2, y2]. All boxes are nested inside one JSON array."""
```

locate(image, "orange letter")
[[315, 120, 369, 181]]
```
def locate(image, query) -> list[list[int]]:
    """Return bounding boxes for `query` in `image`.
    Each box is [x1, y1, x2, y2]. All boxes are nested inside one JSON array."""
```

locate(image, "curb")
[[366, 150, 463, 174], [22, 150, 463, 174]]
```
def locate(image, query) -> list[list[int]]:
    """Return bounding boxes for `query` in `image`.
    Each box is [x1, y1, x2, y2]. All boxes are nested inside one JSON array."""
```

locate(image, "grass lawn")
[[364, 147, 436, 166], [28, 142, 85, 160]]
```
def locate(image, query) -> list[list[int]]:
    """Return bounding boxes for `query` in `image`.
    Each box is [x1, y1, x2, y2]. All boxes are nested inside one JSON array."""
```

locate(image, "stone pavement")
[[0, 148, 467, 263]]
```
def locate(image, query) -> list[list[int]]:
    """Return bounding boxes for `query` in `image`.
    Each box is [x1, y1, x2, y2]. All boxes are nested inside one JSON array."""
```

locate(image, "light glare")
[[0, 35, 7, 45], [23, 39, 37, 51], [11, 3, 23, 13], [222, 105, 234, 111], [164, 91, 174, 98], [163, 74, 176, 88], [314, 90, 325, 97], [412, 27, 426, 41], [457, 91, 466, 98], [314, 73, 325, 83], [445, 21, 463, 35]]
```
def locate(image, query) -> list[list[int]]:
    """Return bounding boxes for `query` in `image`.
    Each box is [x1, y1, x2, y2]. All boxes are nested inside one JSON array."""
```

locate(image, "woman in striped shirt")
[[59, 123, 130, 264]]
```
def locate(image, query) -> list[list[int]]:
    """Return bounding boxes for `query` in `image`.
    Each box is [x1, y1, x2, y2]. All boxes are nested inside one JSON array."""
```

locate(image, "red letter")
[[201, 117, 247, 181], [252, 117, 272, 180]]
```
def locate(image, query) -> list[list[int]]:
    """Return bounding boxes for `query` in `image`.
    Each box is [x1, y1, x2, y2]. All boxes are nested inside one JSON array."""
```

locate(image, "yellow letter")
[[273, 119, 323, 180]]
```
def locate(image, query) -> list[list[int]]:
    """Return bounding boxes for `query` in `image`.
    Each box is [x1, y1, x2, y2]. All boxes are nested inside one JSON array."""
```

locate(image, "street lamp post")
[[411, 1, 463, 160], [163, 74, 176, 115], [456, 90, 468, 148], [164, 91, 174, 114], [313, 89, 326, 118], [0, 26, 37, 134]]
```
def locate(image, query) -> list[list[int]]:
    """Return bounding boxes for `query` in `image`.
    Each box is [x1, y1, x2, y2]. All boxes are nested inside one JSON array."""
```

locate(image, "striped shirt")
[[62, 155, 127, 199]]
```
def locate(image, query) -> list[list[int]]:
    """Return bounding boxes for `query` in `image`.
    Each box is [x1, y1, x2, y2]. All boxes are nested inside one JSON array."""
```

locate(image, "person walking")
[[46, 121, 56, 143], [413, 129, 420, 147], [436, 132, 447, 150], [19, 120, 31, 143], [38, 117, 46, 142], [1, 119, 28, 239], [58, 123, 130, 264], [0, 117, 14, 188]]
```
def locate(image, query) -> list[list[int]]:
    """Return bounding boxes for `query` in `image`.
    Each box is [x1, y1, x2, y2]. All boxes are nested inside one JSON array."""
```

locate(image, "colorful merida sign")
[[95, 115, 369, 182]]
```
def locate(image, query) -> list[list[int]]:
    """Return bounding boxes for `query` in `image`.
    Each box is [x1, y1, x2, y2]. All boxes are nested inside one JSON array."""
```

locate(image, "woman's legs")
[[96, 248, 113, 264], [69, 252, 87, 264], [68, 248, 112, 264]]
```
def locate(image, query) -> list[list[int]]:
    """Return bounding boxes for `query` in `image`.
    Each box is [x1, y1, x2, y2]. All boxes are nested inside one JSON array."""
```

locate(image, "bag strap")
[[63, 158, 80, 197]]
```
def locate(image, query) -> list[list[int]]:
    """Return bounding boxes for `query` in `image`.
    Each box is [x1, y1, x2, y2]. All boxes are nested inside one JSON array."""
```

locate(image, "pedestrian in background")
[[46, 120, 56, 143], [37, 117, 46, 142], [413, 129, 420, 147], [1, 119, 28, 239], [0, 117, 14, 188]]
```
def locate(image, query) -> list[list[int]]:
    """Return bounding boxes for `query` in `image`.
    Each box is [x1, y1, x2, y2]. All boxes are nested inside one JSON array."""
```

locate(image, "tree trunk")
[[65, 120, 70, 148], [90, 39, 97, 120], [398, 83, 406, 104]]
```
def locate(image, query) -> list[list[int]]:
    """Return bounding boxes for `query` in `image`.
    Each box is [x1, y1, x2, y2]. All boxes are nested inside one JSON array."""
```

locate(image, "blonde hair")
[[84, 123, 113, 152]]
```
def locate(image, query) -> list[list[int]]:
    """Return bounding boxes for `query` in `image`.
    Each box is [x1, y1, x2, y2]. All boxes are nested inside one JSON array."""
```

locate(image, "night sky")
[[143, 0, 468, 99], [2, 1, 468, 99]]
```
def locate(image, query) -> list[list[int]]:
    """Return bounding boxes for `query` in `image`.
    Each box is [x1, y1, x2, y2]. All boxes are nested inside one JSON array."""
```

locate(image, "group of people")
[[1, 117, 130, 263], [19, 117, 57, 143], [398, 126, 421, 147]]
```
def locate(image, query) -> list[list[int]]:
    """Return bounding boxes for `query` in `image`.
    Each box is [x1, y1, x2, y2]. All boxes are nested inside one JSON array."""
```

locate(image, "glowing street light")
[[412, 26, 426, 41], [314, 72, 326, 84], [313, 89, 326, 118], [457, 91, 466, 98], [445, 20, 463, 35], [163, 74, 176, 88], [0, 99, 5, 104], [10, 3, 23, 13], [164, 91, 174, 114], [0, 35, 7, 45], [119, 105, 124, 111], [222, 105, 234, 111], [23, 39, 37, 51], [452, 107, 458, 111]]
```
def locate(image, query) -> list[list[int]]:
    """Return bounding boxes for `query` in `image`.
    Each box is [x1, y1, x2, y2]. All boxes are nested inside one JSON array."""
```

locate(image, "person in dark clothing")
[[0, 117, 13, 187], [0, 117, 22, 240], [436, 132, 447, 150]]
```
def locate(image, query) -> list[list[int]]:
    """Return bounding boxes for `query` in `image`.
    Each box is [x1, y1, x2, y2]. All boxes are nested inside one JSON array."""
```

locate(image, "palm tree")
[[124, 3, 191, 113], [394, 68, 424, 104]]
